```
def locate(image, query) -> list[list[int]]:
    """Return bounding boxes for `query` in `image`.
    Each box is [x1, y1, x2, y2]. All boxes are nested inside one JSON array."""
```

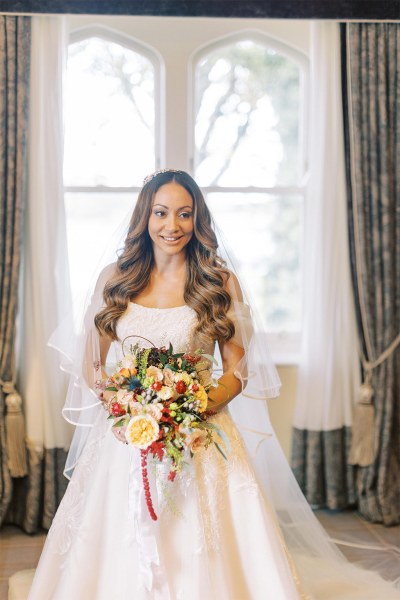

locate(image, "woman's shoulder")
[[94, 262, 118, 293], [223, 269, 244, 303]]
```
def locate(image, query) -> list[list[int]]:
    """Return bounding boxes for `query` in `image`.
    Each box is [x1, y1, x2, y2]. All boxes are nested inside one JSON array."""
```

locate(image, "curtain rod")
[[0, 12, 399, 22]]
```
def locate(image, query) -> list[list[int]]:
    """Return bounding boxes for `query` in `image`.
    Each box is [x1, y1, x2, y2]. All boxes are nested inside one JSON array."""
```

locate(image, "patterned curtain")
[[342, 23, 400, 525], [7, 16, 70, 534], [0, 17, 31, 522]]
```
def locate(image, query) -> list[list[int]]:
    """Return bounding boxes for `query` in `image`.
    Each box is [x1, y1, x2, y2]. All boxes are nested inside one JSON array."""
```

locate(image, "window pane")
[[65, 192, 137, 302], [207, 193, 301, 332], [64, 37, 156, 187], [195, 41, 301, 187]]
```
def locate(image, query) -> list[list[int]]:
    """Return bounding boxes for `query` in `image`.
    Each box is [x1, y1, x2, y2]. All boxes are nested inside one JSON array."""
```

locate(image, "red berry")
[[192, 384, 199, 392], [175, 380, 186, 394], [152, 381, 162, 391]]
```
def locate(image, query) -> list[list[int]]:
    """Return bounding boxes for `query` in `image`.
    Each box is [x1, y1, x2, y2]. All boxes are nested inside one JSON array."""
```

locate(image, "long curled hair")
[[94, 170, 235, 347]]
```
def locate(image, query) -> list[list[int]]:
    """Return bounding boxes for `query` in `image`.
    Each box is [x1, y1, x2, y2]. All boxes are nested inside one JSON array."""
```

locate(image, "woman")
[[27, 170, 399, 600]]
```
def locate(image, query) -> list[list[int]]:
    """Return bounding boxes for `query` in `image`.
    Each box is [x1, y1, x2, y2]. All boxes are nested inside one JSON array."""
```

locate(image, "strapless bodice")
[[114, 302, 204, 360]]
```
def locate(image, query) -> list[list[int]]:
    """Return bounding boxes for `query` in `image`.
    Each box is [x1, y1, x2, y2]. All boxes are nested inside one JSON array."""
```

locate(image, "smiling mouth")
[[161, 235, 183, 242]]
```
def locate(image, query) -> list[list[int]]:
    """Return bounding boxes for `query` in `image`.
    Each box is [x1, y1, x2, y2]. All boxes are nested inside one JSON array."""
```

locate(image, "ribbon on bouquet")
[[128, 451, 172, 599]]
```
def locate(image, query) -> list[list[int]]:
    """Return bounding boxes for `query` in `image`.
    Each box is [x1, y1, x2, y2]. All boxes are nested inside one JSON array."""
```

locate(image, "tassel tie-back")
[[0, 379, 28, 477], [349, 333, 400, 468]]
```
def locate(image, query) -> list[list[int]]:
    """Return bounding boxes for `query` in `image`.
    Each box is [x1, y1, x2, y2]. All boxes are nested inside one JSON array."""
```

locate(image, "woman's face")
[[148, 182, 194, 257]]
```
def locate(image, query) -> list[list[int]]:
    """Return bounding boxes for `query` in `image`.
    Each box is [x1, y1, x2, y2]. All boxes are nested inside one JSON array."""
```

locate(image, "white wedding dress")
[[27, 303, 305, 600], [26, 303, 400, 600]]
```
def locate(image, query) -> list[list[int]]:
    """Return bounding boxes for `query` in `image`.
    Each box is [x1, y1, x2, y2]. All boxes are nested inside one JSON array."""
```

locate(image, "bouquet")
[[96, 336, 228, 520]]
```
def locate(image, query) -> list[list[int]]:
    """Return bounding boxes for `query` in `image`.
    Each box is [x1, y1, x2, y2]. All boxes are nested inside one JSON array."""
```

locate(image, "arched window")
[[64, 26, 162, 299], [192, 33, 308, 342]]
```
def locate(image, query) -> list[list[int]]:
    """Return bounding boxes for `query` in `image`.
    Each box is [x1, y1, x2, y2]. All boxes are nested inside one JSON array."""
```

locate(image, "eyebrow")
[[152, 204, 193, 210]]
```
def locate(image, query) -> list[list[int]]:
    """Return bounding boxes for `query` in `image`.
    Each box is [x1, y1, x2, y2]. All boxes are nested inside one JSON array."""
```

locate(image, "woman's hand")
[[206, 338, 245, 411], [111, 424, 128, 443], [98, 388, 115, 410]]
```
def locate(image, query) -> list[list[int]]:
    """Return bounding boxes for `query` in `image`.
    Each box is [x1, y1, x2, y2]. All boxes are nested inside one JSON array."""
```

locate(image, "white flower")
[[116, 389, 134, 407], [146, 403, 163, 421], [157, 386, 173, 400], [129, 401, 144, 416], [120, 354, 137, 370]]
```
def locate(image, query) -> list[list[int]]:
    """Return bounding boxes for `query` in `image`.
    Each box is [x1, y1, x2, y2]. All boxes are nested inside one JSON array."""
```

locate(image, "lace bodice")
[[114, 303, 209, 360]]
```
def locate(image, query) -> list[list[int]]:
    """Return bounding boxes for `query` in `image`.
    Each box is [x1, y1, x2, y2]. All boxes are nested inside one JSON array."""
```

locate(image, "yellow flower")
[[179, 371, 192, 386], [125, 415, 159, 449], [195, 385, 208, 413]]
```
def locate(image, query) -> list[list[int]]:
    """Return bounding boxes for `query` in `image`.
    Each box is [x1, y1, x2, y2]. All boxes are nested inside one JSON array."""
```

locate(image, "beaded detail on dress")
[[115, 303, 201, 359]]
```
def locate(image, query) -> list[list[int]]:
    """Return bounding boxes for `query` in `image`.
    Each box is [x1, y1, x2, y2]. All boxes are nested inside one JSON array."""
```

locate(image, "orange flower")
[[118, 367, 137, 378]]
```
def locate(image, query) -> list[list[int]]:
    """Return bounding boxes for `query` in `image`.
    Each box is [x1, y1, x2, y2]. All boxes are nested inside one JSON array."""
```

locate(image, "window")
[[64, 20, 308, 358], [64, 27, 161, 299], [192, 34, 308, 342]]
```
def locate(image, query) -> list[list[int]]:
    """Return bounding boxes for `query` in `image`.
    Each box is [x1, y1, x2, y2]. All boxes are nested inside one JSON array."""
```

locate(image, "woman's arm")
[[206, 270, 246, 412], [207, 339, 245, 413], [99, 335, 112, 379]]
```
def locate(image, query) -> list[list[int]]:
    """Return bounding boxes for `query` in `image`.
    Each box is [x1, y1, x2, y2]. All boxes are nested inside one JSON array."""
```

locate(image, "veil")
[[49, 173, 400, 599]]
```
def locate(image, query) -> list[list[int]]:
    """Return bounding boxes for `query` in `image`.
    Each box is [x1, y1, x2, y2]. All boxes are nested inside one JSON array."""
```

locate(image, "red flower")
[[152, 381, 162, 391], [168, 469, 177, 482], [192, 384, 199, 392], [183, 354, 201, 365], [111, 402, 126, 417], [175, 380, 186, 394], [149, 440, 165, 461]]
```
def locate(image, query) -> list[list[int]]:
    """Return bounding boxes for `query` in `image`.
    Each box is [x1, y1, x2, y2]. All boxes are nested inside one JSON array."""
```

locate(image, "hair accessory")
[[143, 169, 183, 186]]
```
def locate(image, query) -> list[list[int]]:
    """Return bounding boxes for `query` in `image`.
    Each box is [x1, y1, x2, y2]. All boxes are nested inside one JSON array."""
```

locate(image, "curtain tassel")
[[348, 370, 375, 467], [3, 382, 29, 477]]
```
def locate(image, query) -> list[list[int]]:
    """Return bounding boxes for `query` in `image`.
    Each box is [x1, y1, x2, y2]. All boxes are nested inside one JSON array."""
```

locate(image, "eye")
[[179, 212, 192, 219], [153, 210, 166, 217]]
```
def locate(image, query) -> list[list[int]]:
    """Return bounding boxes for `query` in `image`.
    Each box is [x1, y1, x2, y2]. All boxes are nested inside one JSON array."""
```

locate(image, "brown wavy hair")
[[94, 170, 235, 346]]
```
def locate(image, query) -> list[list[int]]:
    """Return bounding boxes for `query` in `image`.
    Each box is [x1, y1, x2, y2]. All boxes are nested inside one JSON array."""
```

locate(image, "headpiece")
[[143, 169, 184, 186]]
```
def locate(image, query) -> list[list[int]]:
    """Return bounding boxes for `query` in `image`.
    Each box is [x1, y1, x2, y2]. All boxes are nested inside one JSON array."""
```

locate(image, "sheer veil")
[[50, 174, 400, 599]]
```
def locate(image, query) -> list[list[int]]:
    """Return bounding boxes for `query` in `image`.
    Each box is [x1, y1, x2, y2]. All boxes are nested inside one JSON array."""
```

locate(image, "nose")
[[164, 213, 179, 232]]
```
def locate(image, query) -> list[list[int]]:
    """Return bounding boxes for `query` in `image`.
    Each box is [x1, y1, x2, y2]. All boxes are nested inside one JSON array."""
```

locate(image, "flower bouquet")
[[96, 337, 229, 520]]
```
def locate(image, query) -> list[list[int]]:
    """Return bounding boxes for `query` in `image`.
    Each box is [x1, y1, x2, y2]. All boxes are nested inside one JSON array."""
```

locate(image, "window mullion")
[[201, 186, 306, 195]]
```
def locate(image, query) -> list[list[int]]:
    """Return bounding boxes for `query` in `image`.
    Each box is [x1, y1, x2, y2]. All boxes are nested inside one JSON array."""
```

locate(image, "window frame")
[[188, 30, 309, 359], [65, 24, 165, 196]]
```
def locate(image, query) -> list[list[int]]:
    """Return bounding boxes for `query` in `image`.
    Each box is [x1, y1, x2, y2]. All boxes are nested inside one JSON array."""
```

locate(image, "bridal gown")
[[28, 303, 305, 600]]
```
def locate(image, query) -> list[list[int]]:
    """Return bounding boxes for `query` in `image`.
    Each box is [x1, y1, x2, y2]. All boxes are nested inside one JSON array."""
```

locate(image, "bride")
[[27, 170, 399, 600]]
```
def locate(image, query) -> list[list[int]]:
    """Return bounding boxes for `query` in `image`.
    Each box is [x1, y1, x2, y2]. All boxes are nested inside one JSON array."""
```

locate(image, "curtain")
[[0, 17, 31, 524], [291, 22, 360, 509], [7, 16, 72, 533], [342, 23, 400, 526]]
